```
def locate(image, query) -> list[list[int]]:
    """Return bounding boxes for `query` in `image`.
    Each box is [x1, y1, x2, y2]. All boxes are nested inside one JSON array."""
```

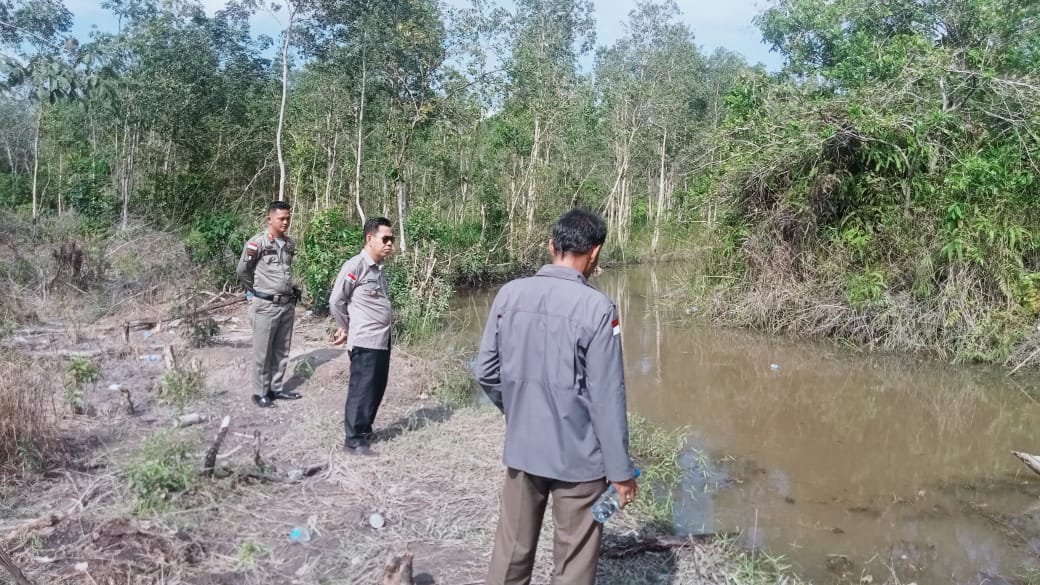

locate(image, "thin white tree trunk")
[[276, 2, 297, 202], [31, 108, 41, 220], [652, 129, 668, 254], [354, 49, 367, 221], [524, 118, 541, 241]]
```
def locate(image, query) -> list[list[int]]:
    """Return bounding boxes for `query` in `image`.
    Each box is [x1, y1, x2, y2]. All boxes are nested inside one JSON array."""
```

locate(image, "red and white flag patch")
[[612, 318, 621, 336], [347, 273, 357, 282], [246, 241, 258, 257]]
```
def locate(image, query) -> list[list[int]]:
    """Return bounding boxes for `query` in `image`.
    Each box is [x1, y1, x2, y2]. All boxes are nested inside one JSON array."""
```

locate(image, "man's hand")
[[332, 327, 348, 346], [614, 477, 639, 509]]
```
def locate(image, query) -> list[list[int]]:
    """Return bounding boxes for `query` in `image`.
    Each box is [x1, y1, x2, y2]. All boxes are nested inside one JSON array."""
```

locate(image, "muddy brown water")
[[449, 263, 1040, 585]]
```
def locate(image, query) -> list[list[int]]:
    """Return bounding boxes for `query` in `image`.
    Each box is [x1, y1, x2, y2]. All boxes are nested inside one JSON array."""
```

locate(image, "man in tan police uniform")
[[236, 200, 302, 408]]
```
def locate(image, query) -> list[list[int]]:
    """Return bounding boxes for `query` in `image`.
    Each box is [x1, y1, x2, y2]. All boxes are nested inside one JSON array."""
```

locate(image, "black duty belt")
[[253, 291, 295, 305]]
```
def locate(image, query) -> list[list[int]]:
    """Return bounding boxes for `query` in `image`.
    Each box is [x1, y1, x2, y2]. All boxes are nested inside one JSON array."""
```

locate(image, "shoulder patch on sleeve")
[[347, 272, 357, 282], [612, 318, 621, 336]]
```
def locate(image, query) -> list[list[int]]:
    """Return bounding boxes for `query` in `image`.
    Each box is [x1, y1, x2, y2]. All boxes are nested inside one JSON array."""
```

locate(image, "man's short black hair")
[[268, 200, 291, 214], [552, 208, 607, 255], [364, 217, 392, 237]]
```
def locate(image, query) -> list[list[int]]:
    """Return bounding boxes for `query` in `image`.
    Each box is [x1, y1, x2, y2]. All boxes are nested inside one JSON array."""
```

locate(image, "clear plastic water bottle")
[[591, 468, 640, 523]]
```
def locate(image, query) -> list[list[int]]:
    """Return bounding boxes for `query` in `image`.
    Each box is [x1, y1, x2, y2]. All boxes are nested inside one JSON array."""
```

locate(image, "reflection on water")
[[451, 264, 1040, 584]]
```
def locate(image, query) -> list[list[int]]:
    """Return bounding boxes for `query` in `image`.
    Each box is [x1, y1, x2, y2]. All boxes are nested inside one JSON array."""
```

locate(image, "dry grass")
[[692, 230, 1024, 365], [0, 215, 192, 330], [316, 407, 802, 585], [0, 352, 60, 472]]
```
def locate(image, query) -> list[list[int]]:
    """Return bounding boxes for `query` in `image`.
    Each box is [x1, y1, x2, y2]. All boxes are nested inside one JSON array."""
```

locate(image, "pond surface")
[[450, 263, 1040, 584]]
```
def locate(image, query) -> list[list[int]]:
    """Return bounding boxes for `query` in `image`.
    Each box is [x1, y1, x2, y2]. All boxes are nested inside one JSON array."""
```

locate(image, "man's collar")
[[535, 264, 587, 284]]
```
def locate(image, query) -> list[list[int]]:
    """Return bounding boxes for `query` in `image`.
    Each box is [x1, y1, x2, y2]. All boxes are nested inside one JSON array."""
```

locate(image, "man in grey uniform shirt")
[[236, 200, 302, 408], [473, 208, 638, 585], [329, 217, 395, 455]]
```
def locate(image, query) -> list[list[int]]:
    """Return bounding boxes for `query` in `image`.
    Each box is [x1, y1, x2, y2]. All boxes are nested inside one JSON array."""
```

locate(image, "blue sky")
[[65, 0, 784, 71]]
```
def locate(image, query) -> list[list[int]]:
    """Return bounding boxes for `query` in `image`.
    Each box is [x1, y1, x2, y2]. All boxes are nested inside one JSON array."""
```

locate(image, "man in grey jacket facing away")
[[473, 208, 639, 585]]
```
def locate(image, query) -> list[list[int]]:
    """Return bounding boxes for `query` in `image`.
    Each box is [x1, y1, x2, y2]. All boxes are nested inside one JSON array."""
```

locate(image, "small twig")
[[1009, 346, 1040, 376]]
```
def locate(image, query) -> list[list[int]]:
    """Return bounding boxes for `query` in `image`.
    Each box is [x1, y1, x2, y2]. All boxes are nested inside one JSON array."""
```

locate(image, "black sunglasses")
[[380, 235, 395, 244]]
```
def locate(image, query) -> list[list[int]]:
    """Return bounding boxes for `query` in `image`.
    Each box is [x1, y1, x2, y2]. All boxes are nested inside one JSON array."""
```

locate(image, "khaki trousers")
[[250, 298, 295, 396], [487, 468, 606, 585]]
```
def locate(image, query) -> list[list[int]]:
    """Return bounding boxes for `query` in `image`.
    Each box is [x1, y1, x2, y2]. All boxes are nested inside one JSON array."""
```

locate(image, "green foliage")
[[386, 253, 453, 342], [125, 431, 197, 513], [235, 538, 269, 570], [432, 359, 474, 407], [185, 212, 251, 287], [158, 367, 205, 410], [845, 270, 886, 308], [64, 356, 98, 414], [627, 414, 686, 529], [16, 440, 44, 473], [298, 209, 362, 314], [691, 0, 1040, 362]]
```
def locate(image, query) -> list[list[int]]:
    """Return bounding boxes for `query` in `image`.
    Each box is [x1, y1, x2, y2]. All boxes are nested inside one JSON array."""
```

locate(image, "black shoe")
[[252, 394, 276, 408], [271, 390, 302, 400], [344, 444, 377, 456]]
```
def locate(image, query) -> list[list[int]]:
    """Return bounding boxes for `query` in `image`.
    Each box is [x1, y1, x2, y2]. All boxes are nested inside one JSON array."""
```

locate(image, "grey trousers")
[[487, 468, 607, 585], [250, 298, 295, 396]]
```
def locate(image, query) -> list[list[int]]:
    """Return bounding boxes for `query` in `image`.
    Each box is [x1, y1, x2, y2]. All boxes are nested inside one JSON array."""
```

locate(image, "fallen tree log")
[[1012, 450, 1040, 477], [601, 533, 724, 559], [122, 296, 246, 333]]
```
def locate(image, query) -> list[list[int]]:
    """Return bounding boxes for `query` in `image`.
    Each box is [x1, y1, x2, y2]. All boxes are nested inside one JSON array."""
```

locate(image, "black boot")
[[252, 394, 276, 408]]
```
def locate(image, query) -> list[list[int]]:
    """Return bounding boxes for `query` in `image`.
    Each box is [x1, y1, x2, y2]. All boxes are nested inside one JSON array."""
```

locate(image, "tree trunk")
[[57, 152, 64, 215], [121, 128, 138, 230], [395, 174, 408, 252], [353, 44, 368, 221], [524, 118, 541, 242], [323, 110, 338, 210], [275, 1, 297, 203], [651, 128, 667, 255], [30, 108, 41, 220]]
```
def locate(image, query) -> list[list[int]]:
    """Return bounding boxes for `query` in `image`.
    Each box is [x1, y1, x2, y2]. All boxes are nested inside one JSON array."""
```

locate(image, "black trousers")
[[345, 346, 391, 448]]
